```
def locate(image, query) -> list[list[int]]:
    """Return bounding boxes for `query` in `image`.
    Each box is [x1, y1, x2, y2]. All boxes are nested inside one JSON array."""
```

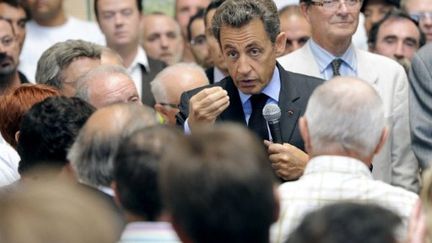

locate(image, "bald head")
[[75, 65, 140, 108], [151, 62, 209, 125], [68, 103, 158, 188], [301, 77, 386, 161]]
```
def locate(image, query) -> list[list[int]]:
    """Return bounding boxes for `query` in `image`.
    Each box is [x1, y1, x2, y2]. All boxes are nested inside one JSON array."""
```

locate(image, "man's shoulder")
[[356, 48, 405, 71]]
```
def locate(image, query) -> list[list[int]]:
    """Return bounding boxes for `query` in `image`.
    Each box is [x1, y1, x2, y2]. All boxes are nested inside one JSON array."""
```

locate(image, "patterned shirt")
[[270, 155, 418, 243], [119, 222, 180, 243]]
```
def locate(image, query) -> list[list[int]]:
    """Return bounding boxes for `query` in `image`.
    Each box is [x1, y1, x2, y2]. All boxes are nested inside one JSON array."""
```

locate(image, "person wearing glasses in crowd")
[[275, 0, 419, 193], [187, 9, 213, 69], [402, 0, 432, 43]]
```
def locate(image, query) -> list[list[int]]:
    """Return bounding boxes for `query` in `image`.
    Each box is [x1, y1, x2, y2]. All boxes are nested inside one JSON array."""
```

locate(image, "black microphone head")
[[262, 103, 281, 123]]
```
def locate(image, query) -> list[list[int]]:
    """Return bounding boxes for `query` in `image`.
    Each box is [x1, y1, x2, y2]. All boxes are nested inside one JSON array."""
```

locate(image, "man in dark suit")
[[94, 0, 166, 107], [177, 0, 323, 178]]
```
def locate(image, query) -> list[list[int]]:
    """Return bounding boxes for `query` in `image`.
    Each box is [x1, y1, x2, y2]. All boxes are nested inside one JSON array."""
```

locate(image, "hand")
[[188, 87, 230, 130], [407, 200, 427, 243], [265, 140, 309, 181]]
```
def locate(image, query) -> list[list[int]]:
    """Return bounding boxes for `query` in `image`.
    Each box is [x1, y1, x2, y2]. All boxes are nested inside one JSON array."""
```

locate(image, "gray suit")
[[409, 43, 432, 169], [278, 42, 419, 192]]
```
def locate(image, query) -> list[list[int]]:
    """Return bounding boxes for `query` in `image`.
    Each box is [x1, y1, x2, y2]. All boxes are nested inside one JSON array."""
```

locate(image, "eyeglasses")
[[410, 12, 432, 22], [159, 102, 178, 109], [190, 34, 207, 46], [310, 0, 362, 10]]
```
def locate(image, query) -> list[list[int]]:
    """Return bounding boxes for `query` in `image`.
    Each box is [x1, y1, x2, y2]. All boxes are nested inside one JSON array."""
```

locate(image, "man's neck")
[[311, 148, 373, 168], [35, 11, 67, 27], [0, 71, 20, 95], [313, 36, 352, 57], [110, 43, 139, 68]]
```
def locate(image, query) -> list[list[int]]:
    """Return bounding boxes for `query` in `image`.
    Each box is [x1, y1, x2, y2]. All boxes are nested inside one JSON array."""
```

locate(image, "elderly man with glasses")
[[273, 0, 420, 193], [402, 0, 432, 43]]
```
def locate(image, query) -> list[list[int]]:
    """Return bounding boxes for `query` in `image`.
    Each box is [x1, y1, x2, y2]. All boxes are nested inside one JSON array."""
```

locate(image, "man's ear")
[[111, 181, 122, 208], [275, 31, 287, 57], [154, 104, 169, 122], [374, 127, 389, 155], [299, 117, 312, 154], [15, 131, 20, 144]]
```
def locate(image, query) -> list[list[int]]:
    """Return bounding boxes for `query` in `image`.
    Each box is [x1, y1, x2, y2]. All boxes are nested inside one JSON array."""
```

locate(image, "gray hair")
[[150, 62, 208, 103], [75, 64, 131, 103], [211, 0, 280, 44], [67, 103, 158, 188], [304, 77, 385, 157], [35, 39, 102, 89]]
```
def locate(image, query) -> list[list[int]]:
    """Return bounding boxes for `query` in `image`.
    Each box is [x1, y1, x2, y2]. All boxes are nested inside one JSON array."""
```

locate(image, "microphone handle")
[[268, 121, 282, 144]]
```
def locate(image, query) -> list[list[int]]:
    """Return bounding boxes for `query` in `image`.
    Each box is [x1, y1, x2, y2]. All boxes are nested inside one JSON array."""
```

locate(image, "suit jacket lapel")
[[277, 63, 302, 142]]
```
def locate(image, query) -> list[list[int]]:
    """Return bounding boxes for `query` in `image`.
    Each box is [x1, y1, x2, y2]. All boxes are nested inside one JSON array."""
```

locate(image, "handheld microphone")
[[263, 103, 282, 144]]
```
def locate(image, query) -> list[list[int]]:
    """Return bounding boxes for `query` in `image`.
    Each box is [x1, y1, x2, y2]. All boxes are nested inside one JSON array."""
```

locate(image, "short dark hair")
[[368, 9, 426, 49], [17, 96, 95, 174], [211, 0, 280, 44], [187, 8, 205, 41], [286, 202, 402, 243], [160, 123, 277, 243], [113, 125, 183, 221], [0, 0, 30, 20], [204, 0, 225, 27], [94, 0, 142, 20]]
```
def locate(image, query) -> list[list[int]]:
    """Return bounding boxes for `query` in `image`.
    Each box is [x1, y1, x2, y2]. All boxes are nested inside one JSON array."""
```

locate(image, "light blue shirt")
[[308, 39, 357, 80], [239, 66, 280, 125], [184, 66, 281, 132]]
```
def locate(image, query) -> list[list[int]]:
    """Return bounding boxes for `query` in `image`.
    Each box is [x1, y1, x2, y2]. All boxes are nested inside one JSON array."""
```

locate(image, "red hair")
[[0, 84, 60, 148]]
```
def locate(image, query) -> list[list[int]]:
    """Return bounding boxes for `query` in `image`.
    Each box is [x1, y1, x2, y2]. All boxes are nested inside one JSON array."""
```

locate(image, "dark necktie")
[[248, 93, 269, 140], [331, 58, 342, 77]]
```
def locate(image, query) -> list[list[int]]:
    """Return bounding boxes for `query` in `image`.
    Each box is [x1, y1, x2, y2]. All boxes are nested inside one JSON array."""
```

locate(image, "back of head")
[[0, 84, 60, 148], [304, 77, 385, 158], [114, 125, 183, 221], [0, 179, 121, 243], [68, 103, 158, 188], [211, 0, 280, 43], [17, 96, 95, 175], [286, 202, 401, 243], [35, 40, 102, 89], [151, 62, 208, 103], [75, 64, 138, 108], [160, 123, 277, 243]]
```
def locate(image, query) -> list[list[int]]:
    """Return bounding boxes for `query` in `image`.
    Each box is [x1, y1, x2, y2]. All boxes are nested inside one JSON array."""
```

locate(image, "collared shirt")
[[308, 39, 357, 80], [238, 66, 280, 124], [119, 221, 180, 243], [270, 155, 418, 243], [184, 66, 281, 133], [0, 135, 20, 187], [127, 47, 150, 98], [213, 67, 227, 83]]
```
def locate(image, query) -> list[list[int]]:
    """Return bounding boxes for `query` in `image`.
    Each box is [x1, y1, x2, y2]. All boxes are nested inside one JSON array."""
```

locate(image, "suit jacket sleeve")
[[409, 45, 432, 169], [391, 68, 419, 192]]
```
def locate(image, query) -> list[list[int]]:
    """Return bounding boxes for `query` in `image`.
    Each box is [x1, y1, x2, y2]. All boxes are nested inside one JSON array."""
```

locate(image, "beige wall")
[[63, 0, 176, 21], [64, 0, 94, 21]]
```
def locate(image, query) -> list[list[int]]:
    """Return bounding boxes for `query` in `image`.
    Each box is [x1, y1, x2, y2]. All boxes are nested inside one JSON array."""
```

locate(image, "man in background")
[[95, 0, 165, 106], [175, 0, 210, 62], [151, 62, 208, 125], [278, 5, 311, 55], [403, 0, 432, 43], [368, 9, 425, 72], [187, 9, 213, 69], [141, 12, 184, 65], [20, 0, 104, 81]]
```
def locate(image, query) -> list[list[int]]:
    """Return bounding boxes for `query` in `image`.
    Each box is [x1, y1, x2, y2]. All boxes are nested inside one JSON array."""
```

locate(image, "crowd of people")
[[0, 0, 432, 242]]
